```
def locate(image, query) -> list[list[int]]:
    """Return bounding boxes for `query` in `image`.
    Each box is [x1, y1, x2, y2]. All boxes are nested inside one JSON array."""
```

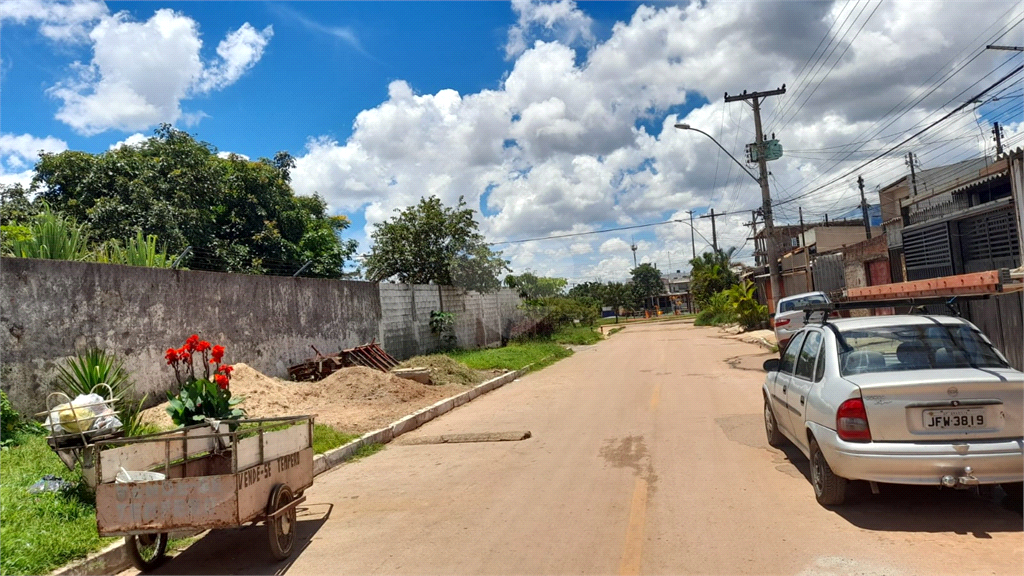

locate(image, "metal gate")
[[811, 253, 845, 298]]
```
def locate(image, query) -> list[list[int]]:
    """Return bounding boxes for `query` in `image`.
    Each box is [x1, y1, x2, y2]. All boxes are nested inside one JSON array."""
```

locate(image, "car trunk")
[[844, 368, 1024, 442]]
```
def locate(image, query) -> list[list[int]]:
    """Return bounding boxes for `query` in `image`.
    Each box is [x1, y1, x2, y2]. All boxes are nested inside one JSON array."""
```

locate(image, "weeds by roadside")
[[350, 443, 384, 460], [551, 325, 602, 345], [447, 341, 571, 372], [312, 425, 359, 454], [0, 432, 113, 576]]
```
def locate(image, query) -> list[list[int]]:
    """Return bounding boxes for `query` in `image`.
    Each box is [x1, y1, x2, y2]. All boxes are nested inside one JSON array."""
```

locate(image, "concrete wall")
[[377, 284, 526, 359], [1, 257, 526, 413]]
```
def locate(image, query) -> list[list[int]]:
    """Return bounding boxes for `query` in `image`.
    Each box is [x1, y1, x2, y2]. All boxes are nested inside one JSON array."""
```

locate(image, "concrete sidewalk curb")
[[51, 367, 531, 576], [312, 366, 529, 475]]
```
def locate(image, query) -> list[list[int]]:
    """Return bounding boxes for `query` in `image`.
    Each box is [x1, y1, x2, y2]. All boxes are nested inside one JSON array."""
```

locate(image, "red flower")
[[178, 348, 192, 363], [210, 345, 225, 364], [215, 374, 229, 390], [164, 348, 178, 365], [185, 334, 200, 352], [218, 364, 234, 376], [195, 340, 211, 353]]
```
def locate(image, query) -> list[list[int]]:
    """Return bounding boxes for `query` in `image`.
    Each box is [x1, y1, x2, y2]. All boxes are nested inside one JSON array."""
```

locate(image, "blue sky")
[[2, 1, 1021, 282]]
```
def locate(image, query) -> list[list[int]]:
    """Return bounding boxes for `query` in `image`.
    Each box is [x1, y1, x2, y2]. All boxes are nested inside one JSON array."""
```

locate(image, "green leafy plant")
[[727, 280, 769, 330], [1, 390, 38, 448], [165, 335, 244, 426], [429, 310, 458, 350], [6, 202, 90, 261], [55, 349, 149, 437], [97, 231, 171, 268], [694, 291, 738, 326]]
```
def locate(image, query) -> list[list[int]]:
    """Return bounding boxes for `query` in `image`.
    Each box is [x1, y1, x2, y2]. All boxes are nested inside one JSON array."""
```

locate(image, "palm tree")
[[689, 247, 740, 308]]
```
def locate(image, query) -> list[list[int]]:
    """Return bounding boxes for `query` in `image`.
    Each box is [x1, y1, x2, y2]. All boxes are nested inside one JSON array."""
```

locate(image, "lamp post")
[[675, 122, 781, 311]]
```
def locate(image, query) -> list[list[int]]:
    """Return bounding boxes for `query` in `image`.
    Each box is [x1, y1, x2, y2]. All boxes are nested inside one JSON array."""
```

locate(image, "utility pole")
[[858, 175, 872, 239], [725, 85, 786, 309], [699, 208, 726, 252], [686, 210, 696, 261], [906, 152, 919, 196], [630, 237, 638, 269], [799, 207, 812, 291], [993, 122, 1004, 157]]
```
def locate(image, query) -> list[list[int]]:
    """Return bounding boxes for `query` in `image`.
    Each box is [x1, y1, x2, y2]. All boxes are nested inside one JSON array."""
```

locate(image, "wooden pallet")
[[288, 341, 400, 381]]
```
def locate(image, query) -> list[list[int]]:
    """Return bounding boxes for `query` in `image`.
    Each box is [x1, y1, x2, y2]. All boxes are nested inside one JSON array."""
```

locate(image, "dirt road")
[[126, 321, 1023, 575]]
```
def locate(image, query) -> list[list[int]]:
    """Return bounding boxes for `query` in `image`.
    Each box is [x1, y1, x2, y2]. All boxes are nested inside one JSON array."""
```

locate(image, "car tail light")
[[836, 398, 872, 442], [775, 318, 790, 327]]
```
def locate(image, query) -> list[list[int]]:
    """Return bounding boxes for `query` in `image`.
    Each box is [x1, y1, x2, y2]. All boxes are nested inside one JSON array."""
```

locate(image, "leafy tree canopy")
[[504, 272, 567, 300], [689, 247, 740, 308], [364, 195, 508, 292], [16, 125, 356, 278], [631, 263, 663, 306]]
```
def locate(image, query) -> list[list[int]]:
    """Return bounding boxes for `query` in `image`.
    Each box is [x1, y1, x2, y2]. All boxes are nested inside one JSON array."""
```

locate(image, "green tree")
[[568, 281, 604, 302], [365, 196, 508, 292], [601, 282, 635, 323], [28, 125, 357, 277], [689, 247, 740, 309], [630, 263, 663, 310], [504, 272, 567, 300]]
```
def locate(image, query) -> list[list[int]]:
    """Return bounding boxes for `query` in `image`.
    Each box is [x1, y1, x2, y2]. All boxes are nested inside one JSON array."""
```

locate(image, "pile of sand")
[[142, 363, 477, 433], [395, 355, 498, 387]]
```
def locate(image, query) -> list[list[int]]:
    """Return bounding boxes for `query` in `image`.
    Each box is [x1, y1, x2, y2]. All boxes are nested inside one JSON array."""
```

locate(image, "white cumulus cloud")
[[40, 8, 272, 135], [0, 0, 108, 42], [291, 0, 1021, 283], [0, 133, 68, 187], [505, 0, 595, 59]]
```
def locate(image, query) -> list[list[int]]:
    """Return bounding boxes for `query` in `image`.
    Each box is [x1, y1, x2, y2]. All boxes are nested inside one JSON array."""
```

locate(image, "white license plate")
[[923, 408, 986, 430]]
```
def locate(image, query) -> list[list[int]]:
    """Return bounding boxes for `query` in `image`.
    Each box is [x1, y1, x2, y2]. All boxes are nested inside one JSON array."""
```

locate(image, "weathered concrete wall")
[[1, 258, 531, 413], [1, 258, 381, 412], [378, 284, 527, 360]]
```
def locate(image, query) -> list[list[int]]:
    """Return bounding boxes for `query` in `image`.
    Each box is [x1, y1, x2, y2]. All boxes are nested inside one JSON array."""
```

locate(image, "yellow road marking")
[[650, 382, 660, 411], [619, 477, 649, 575]]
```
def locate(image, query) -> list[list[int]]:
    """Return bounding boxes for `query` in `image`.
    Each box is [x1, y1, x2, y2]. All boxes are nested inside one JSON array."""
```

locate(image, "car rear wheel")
[[810, 438, 848, 506], [764, 399, 785, 447]]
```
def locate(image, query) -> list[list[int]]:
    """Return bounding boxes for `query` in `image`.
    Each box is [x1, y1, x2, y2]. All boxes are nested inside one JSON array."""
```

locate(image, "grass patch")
[[312, 424, 359, 455], [350, 443, 384, 461], [694, 310, 738, 326], [0, 432, 113, 576], [395, 355, 485, 386], [607, 327, 624, 336], [551, 325, 602, 345], [447, 341, 571, 372]]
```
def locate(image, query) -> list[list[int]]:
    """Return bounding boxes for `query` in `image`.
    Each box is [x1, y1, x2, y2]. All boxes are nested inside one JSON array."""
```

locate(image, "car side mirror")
[[763, 358, 780, 373]]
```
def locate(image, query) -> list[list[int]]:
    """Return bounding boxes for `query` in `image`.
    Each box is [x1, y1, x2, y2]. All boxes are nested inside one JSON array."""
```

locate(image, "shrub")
[[55, 349, 149, 437], [727, 280, 769, 330], [694, 292, 737, 326], [429, 311, 457, 350]]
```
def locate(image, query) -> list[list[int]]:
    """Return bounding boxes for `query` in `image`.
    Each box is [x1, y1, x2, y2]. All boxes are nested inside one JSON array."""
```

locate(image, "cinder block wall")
[[1, 258, 527, 412]]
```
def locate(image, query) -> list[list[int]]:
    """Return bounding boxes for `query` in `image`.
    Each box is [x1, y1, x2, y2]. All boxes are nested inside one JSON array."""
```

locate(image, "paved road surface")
[[126, 321, 1023, 575]]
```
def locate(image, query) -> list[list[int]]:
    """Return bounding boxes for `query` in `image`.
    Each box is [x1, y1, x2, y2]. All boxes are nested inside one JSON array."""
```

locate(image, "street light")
[[674, 123, 759, 184]]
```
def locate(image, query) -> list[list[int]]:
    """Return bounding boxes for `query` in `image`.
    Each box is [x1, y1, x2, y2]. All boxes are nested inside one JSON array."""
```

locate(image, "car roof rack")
[[797, 268, 1022, 326], [800, 295, 992, 325]]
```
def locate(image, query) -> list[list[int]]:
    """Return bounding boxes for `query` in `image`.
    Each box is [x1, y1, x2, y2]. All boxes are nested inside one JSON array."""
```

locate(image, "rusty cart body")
[[91, 416, 315, 571]]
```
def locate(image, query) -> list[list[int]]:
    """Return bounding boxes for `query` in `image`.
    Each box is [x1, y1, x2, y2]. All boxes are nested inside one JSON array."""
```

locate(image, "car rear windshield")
[[836, 322, 1010, 375], [780, 294, 827, 313]]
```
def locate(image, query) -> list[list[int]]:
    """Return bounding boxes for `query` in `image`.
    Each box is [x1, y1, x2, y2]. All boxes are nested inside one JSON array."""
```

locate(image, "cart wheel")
[[125, 532, 168, 572], [267, 484, 296, 560]]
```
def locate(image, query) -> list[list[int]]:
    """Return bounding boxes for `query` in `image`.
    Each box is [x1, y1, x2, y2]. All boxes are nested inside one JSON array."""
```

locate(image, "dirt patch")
[[395, 355, 501, 387], [142, 363, 475, 433]]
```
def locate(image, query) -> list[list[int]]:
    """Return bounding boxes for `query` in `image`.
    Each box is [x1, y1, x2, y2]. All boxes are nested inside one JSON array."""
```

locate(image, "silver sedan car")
[[762, 314, 1024, 506]]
